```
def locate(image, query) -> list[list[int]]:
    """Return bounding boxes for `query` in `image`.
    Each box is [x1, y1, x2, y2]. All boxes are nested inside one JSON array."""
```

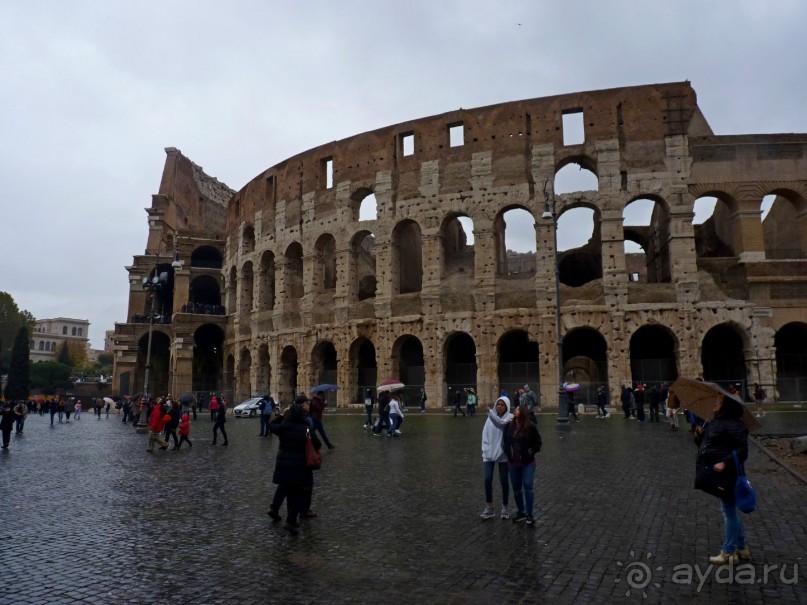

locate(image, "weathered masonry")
[[112, 82, 807, 408]]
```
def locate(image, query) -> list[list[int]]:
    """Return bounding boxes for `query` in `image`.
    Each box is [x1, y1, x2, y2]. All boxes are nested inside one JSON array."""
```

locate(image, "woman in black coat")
[[268, 404, 321, 535], [694, 393, 750, 565], [502, 404, 542, 526]]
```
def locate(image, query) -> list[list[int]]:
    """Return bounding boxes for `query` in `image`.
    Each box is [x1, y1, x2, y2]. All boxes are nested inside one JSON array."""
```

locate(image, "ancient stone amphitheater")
[[112, 81, 807, 409]]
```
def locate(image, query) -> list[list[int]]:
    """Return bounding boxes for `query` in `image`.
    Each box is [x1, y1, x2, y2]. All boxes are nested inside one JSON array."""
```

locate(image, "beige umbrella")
[[670, 377, 761, 430]]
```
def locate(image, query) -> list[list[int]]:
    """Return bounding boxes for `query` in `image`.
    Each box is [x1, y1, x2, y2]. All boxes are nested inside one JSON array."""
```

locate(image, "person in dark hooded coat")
[[694, 392, 750, 565], [268, 403, 321, 535]]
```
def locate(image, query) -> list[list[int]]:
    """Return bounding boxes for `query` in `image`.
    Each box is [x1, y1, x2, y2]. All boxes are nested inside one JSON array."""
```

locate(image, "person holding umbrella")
[[674, 378, 755, 565]]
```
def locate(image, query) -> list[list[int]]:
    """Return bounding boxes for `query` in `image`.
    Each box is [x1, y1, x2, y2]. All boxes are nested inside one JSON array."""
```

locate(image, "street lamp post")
[[140, 246, 182, 403], [542, 180, 569, 423]]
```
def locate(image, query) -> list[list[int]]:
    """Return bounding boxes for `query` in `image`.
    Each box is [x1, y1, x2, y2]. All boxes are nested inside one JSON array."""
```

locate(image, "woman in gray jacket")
[[479, 396, 513, 520]]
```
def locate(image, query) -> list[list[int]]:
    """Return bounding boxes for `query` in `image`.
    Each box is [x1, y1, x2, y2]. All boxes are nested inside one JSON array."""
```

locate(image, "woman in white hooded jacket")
[[479, 396, 513, 519]]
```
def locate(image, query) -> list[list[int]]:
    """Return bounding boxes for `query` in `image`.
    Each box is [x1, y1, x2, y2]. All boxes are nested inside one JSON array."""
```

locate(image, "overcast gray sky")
[[2, 0, 806, 348]]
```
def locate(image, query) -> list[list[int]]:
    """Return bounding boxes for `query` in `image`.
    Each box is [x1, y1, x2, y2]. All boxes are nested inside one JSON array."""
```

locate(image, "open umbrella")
[[563, 382, 582, 392], [310, 384, 339, 393], [103, 397, 115, 405], [377, 379, 405, 393], [670, 377, 761, 430], [179, 393, 195, 405]]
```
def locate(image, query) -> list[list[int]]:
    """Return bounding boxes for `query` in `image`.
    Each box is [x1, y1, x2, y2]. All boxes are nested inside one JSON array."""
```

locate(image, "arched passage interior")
[[562, 327, 608, 405], [279, 346, 298, 404], [775, 322, 807, 401], [350, 338, 377, 403], [137, 331, 170, 396], [193, 324, 223, 392], [393, 335, 424, 405], [497, 331, 539, 398], [701, 324, 747, 390], [630, 325, 678, 385], [445, 332, 477, 396]]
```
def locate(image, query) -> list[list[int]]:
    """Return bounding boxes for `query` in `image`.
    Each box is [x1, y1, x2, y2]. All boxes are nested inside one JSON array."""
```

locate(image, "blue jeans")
[[390, 414, 403, 434], [720, 498, 746, 553], [509, 464, 536, 515], [260, 414, 272, 436], [483, 461, 509, 505], [364, 405, 373, 426], [312, 419, 332, 447]]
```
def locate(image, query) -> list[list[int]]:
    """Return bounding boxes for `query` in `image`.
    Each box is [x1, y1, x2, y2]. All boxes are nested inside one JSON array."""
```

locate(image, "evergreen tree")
[[4, 326, 30, 400], [57, 341, 70, 365]]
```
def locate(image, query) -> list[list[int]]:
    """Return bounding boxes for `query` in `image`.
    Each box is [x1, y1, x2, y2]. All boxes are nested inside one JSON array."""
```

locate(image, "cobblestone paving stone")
[[0, 410, 805, 604]]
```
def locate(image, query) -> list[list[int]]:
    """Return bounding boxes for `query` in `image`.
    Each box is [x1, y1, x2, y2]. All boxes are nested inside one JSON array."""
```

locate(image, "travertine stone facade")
[[113, 83, 807, 408]]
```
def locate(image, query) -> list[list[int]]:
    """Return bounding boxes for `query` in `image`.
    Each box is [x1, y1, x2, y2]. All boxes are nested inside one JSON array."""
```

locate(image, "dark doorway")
[[630, 325, 678, 385], [193, 324, 223, 392], [701, 324, 747, 392], [498, 331, 539, 398]]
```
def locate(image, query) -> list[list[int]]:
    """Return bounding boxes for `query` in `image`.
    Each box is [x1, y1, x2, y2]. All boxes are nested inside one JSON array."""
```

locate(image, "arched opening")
[[701, 324, 748, 391], [554, 159, 598, 194], [497, 331, 539, 396], [623, 197, 672, 283], [775, 322, 807, 401], [193, 324, 223, 392], [562, 327, 609, 406], [557, 206, 600, 287], [242, 225, 255, 255], [445, 332, 477, 397], [441, 214, 475, 279], [630, 325, 678, 385], [260, 250, 275, 310], [238, 347, 252, 402], [256, 343, 271, 395], [762, 190, 807, 259], [311, 341, 338, 405], [136, 331, 170, 397], [357, 190, 378, 221], [187, 275, 223, 314], [351, 231, 377, 302], [190, 246, 223, 269], [284, 243, 304, 300], [392, 220, 423, 294], [240, 261, 254, 314], [392, 335, 424, 406], [494, 207, 535, 276], [349, 337, 377, 403], [693, 194, 736, 258], [314, 234, 337, 291], [279, 346, 298, 405]]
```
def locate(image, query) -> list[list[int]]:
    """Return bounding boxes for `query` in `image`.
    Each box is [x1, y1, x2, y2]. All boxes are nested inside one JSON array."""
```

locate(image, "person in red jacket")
[[147, 401, 171, 452], [176, 413, 192, 449]]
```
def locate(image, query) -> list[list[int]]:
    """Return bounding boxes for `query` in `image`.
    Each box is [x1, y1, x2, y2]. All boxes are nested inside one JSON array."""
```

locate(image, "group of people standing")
[[619, 383, 670, 423], [479, 396, 542, 526]]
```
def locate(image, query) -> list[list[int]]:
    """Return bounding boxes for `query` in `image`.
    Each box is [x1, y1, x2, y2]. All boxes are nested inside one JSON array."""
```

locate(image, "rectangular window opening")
[[401, 133, 415, 157], [562, 109, 585, 146], [322, 157, 334, 189], [265, 175, 276, 205], [448, 123, 464, 147]]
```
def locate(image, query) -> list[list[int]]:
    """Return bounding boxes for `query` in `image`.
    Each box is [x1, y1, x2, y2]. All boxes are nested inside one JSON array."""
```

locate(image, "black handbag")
[[694, 461, 733, 499]]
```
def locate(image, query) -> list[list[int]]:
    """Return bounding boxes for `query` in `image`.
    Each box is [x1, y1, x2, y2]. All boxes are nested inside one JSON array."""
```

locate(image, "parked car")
[[233, 397, 263, 418]]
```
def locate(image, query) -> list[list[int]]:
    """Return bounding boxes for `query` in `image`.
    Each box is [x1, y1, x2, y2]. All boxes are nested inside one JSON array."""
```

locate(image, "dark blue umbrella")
[[179, 393, 195, 404], [310, 384, 339, 393]]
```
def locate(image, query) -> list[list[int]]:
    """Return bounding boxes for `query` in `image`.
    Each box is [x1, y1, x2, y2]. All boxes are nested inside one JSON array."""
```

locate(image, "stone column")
[[333, 246, 352, 322], [421, 233, 442, 316], [472, 223, 496, 313], [733, 191, 766, 262]]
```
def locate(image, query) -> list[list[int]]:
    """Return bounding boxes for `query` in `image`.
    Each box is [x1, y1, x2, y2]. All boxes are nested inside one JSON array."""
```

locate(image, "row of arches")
[[126, 320, 807, 406]]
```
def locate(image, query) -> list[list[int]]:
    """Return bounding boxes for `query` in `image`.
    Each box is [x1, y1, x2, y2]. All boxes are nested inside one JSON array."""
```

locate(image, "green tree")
[[57, 342, 70, 365], [28, 361, 73, 393], [4, 326, 31, 400], [0, 291, 34, 373]]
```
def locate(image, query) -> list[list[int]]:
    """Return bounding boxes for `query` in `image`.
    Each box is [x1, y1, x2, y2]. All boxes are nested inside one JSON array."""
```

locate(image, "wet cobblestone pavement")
[[1, 410, 805, 604]]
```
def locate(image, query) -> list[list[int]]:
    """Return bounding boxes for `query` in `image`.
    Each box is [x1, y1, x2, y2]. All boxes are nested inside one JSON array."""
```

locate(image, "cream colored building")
[[30, 317, 90, 363]]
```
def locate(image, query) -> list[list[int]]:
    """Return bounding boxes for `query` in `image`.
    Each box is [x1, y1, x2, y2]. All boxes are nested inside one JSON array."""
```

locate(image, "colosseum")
[[111, 81, 807, 410]]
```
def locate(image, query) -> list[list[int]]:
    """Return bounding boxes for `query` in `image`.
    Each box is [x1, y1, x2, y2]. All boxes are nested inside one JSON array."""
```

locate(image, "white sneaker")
[[605, 413, 610, 418], [594, 415, 602, 419], [480, 508, 495, 520], [394, 430, 402, 435], [500, 506, 510, 519]]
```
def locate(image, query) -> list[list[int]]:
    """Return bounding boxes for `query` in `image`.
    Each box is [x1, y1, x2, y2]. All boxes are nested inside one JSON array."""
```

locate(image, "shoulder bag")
[[732, 450, 756, 513], [305, 428, 322, 470]]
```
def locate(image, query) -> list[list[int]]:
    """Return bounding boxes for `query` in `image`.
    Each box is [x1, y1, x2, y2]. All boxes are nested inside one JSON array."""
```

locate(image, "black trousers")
[[212, 421, 227, 444]]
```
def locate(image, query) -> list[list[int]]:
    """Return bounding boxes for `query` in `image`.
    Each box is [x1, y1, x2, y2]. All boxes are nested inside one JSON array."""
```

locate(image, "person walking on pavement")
[[503, 404, 542, 526], [595, 386, 609, 418], [453, 388, 466, 417], [258, 394, 275, 437], [647, 384, 660, 422], [363, 388, 375, 429], [74, 400, 83, 420], [208, 394, 220, 422], [164, 400, 181, 448], [666, 388, 680, 431], [633, 384, 646, 422], [519, 384, 539, 422], [48, 399, 59, 426], [1, 402, 16, 449], [176, 412, 192, 449], [620, 385, 632, 419], [388, 391, 404, 436], [146, 401, 170, 452], [268, 403, 322, 536], [479, 396, 514, 520], [212, 397, 228, 446], [64, 398, 74, 421], [566, 390, 580, 422], [419, 388, 427, 413], [13, 400, 27, 434], [309, 391, 335, 449], [694, 393, 751, 565], [466, 388, 477, 416], [373, 391, 392, 436], [752, 383, 766, 418]]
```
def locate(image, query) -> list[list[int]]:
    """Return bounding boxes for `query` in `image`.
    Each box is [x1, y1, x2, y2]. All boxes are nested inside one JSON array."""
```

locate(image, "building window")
[[321, 157, 334, 189], [72, 327, 77, 336], [39, 341, 44, 350], [448, 122, 464, 147], [45, 342, 51, 351], [78, 328, 83, 336], [562, 109, 585, 146], [62, 326, 67, 335], [400, 132, 414, 157]]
